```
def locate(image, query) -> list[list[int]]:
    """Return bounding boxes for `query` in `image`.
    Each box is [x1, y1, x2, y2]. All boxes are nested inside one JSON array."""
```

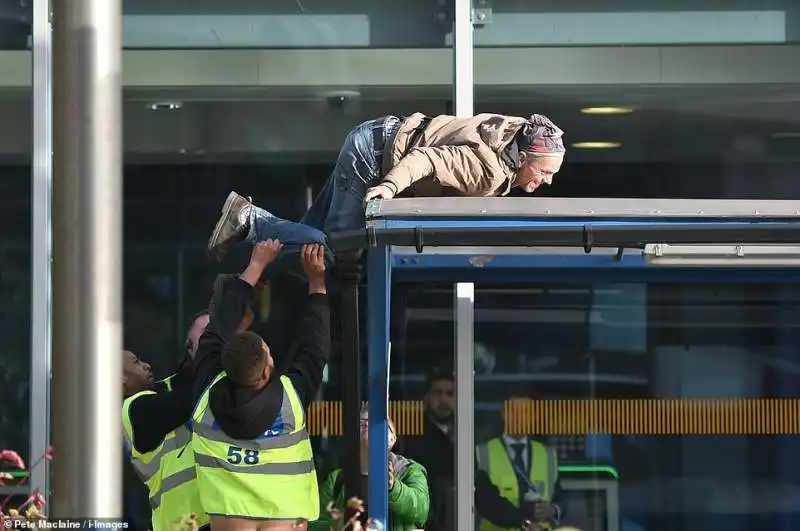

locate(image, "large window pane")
[[471, 0, 796, 46], [0, 70, 31, 480], [474, 88, 800, 200], [121, 0, 453, 512], [123, 0, 452, 48], [0, 169, 30, 458], [473, 281, 800, 531]]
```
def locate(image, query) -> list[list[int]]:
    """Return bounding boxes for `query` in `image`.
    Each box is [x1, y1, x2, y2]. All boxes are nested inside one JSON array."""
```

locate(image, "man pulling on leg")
[[191, 242, 330, 531]]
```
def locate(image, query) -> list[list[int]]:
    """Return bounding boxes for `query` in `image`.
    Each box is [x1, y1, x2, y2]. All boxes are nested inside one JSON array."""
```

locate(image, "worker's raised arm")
[[368, 144, 493, 200], [192, 240, 283, 402], [284, 244, 331, 407]]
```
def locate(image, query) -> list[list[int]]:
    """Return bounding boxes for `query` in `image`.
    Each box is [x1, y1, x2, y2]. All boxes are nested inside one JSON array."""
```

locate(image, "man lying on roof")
[[206, 113, 566, 266]]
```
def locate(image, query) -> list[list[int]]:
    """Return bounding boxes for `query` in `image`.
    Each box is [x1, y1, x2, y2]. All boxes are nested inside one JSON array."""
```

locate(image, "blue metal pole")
[[367, 245, 392, 528]]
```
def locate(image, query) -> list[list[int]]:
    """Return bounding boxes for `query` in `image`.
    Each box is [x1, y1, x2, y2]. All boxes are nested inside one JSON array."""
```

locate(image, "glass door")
[[472, 275, 800, 531]]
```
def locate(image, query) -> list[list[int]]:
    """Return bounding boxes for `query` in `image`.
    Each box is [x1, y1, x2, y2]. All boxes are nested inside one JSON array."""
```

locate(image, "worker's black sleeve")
[[284, 293, 330, 407], [475, 468, 527, 528], [128, 386, 192, 454], [193, 278, 257, 403]]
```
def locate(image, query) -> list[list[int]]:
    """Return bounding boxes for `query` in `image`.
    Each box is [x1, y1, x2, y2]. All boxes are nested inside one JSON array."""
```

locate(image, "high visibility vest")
[[475, 437, 558, 531], [191, 372, 319, 520], [122, 391, 209, 531]]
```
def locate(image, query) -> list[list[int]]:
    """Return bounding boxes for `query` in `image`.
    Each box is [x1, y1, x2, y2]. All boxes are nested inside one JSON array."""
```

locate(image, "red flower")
[[32, 489, 46, 510], [0, 450, 25, 470], [44, 447, 54, 461]]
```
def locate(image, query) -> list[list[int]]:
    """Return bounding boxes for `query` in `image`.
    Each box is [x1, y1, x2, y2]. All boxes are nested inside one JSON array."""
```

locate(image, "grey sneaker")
[[207, 191, 252, 262]]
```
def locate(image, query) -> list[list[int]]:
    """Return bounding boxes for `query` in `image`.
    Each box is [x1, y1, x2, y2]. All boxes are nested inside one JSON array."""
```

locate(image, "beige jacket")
[[379, 112, 529, 197]]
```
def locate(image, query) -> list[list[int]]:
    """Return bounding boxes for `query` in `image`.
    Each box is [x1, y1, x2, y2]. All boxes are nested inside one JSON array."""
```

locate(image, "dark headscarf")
[[517, 114, 565, 154]]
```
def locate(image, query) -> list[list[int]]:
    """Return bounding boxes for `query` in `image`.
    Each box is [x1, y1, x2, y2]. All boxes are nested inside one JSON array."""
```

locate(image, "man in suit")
[[403, 370, 548, 531]]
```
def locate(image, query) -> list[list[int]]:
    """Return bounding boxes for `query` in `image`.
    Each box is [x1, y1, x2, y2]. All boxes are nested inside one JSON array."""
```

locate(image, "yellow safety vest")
[[191, 372, 319, 520], [475, 437, 558, 531], [122, 391, 209, 531]]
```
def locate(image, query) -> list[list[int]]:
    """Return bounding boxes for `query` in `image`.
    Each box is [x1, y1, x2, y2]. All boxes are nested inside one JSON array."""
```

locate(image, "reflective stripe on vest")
[[191, 372, 319, 520], [152, 423, 209, 531], [122, 391, 208, 531], [149, 465, 197, 510], [122, 391, 164, 484], [476, 438, 558, 531]]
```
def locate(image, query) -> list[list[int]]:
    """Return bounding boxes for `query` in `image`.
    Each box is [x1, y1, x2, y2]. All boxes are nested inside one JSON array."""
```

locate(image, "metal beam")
[[30, 0, 52, 503], [367, 197, 800, 219], [328, 223, 800, 255], [455, 282, 475, 531], [51, 0, 123, 518]]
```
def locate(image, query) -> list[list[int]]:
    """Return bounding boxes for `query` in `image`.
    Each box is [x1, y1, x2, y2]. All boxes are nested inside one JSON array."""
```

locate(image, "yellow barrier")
[[307, 400, 425, 436], [503, 398, 800, 435], [306, 398, 800, 437]]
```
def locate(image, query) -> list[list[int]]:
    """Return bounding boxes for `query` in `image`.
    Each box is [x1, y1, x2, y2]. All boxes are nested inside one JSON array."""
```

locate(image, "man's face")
[[425, 378, 455, 423], [360, 417, 396, 450], [514, 152, 563, 193], [185, 313, 210, 358], [123, 350, 153, 394]]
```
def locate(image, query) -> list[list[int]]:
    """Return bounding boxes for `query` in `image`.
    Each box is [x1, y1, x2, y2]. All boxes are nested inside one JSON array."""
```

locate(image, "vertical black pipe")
[[338, 253, 364, 502]]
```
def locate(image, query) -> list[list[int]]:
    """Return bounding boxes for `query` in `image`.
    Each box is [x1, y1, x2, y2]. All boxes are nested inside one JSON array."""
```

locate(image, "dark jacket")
[[192, 277, 330, 437], [310, 453, 430, 531]]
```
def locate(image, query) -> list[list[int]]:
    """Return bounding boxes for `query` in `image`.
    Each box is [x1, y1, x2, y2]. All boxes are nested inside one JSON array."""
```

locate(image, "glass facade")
[[10, 0, 800, 528]]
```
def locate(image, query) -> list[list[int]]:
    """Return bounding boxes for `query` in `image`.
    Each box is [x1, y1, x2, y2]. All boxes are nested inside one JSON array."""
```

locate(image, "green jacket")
[[310, 454, 430, 531]]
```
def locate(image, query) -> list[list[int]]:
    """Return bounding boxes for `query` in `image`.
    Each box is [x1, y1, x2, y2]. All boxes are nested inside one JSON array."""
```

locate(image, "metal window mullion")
[[453, 0, 474, 117], [455, 282, 475, 531], [30, 0, 52, 502]]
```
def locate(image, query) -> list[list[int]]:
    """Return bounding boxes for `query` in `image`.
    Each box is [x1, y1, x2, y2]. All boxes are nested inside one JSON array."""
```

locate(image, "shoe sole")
[[207, 191, 243, 261]]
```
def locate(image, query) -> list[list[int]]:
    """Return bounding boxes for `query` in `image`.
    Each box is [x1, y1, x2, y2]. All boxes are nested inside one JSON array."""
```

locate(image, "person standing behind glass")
[[476, 394, 563, 531], [311, 410, 430, 531], [404, 370, 543, 531]]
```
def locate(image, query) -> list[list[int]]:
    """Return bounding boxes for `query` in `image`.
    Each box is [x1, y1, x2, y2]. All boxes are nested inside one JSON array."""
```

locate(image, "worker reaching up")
[[191, 241, 330, 531], [205, 113, 566, 265]]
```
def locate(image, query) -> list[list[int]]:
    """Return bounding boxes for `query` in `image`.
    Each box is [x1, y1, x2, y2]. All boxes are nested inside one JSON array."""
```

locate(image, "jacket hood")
[[390, 452, 410, 476], [208, 377, 283, 440]]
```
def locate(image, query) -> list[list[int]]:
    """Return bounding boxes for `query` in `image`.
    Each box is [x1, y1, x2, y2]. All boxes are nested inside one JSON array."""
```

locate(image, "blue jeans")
[[244, 115, 401, 268]]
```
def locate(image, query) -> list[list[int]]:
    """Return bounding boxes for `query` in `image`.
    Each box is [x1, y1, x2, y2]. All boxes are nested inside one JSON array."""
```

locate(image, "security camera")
[[320, 90, 361, 112], [327, 95, 349, 109]]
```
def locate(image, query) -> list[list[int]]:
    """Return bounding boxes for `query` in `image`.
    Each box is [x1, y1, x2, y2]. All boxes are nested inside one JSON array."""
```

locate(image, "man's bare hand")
[[250, 239, 283, 268], [533, 501, 554, 522], [364, 185, 394, 203], [240, 240, 282, 286], [388, 459, 395, 491], [301, 244, 326, 293]]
